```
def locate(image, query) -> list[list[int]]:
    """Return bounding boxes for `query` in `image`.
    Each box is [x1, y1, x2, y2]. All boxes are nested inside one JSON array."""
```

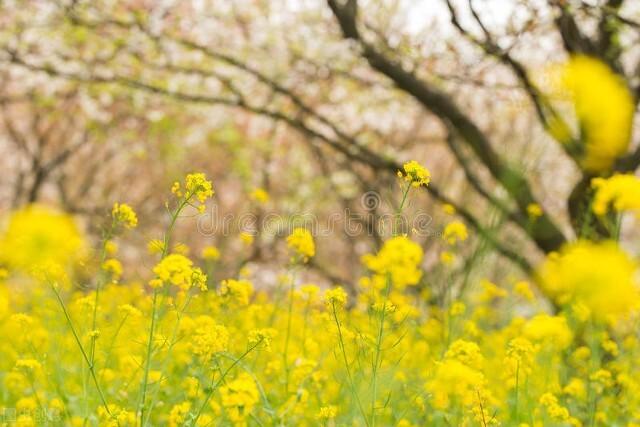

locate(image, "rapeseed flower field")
[[2, 2, 640, 425], [2, 156, 640, 426]]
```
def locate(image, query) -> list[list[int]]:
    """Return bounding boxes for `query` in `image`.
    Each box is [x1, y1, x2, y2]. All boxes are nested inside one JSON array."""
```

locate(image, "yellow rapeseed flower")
[[149, 254, 207, 291], [250, 188, 270, 203], [111, 202, 138, 228], [317, 405, 338, 420], [362, 236, 423, 290], [527, 203, 543, 219], [101, 258, 123, 280], [559, 56, 634, 172], [523, 314, 573, 349], [440, 251, 455, 265], [239, 231, 254, 246], [172, 172, 214, 212], [201, 245, 221, 261], [443, 221, 468, 245], [324, 286, 348, 309], [219, 374, 260, 424], [592, 174, 640, 217], [286, 228, 315, 262], [399, 160, 431, 187], [538, 240, 640, 320], [219, 279, 253, 306]]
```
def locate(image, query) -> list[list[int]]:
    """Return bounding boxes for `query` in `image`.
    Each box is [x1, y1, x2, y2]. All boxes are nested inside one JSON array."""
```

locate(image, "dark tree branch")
[[445, 129, 521, 225], [551, 1, 597, 55], [597, 0, 625, 67], [327, 0, 565, 253], [427, 185, 533, 274], [445, 0, 575, 162]]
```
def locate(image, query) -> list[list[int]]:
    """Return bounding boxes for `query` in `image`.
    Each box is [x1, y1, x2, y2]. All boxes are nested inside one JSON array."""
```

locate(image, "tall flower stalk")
[[139, 173, 214, 425]]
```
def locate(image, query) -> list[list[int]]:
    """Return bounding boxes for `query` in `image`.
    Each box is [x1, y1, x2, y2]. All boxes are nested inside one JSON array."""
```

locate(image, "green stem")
[[332, 301, 370, 427], [143, 294, 194, 425], [371, 274, 392, 427], [614, 213, 623, 242], [89, 223, 115, 363], [514, 360, 520, 422], [139, 289, 159, 425], [51, 284, 111, 416], [139, 196, 189, 425], [283, 268, 297, 393], [81, 223, 115, 425], [393, 184, 412, 236]]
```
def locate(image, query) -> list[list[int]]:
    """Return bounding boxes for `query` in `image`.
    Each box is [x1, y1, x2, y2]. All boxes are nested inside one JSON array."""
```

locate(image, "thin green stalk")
[[614, 213, 623, 241], [81, 223, 114, 425], [393, 183, 411, 236], [143, 294, 194, 426], [513, 360, 520, 422], [89, 221, 115, 365], [331, 301, 370, 427], [301, 298, 312, 357], [139, 197, 189, 425], [283, 268, 297, 393], [371, 274, 392, 427], [51, 284, 111, 416], [102, 313, 129, 371], [139, 288, 159, 425], [369, 181, 410, 425]]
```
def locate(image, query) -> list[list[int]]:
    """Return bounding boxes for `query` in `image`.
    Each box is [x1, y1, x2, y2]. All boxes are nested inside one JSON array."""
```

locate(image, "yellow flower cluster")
[[101, 258, 123, 281], [185, 172, 215, 202], [219, 279, 253, 306], [248, 328, 278, 351], [186, 315, 229, 361], [219, 373, 260, 424], [427, 340, 491, 410], [324, 286, 348, 309], [504, 337, 536, 383], [538, 240, 640, 320], [111, 202, 138, 229], [527, 202, 543, 218], [317, 405, 338, 420], [538, 392, 578, 424], [250, 188, 270, 203], [557, 55, 634, 172], [443, 220, 468, 245], [171, 172, 214, 212], [286, 227, 315, 262], [592, 173, 640, 217], [201, 245, 221, 261], [523, 314, 573, 349], [399, 160, 431, 187], [362, 235, 423, 290], [149, 253, 208, 291]]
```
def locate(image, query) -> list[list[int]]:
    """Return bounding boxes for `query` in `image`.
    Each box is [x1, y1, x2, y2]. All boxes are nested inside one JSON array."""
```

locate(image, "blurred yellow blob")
[[538, 240, 640, 321], [556, 56, 634, 172], [0, 285, 8, 318], [0, 205, 85, 272], [591, 174, 640, 217]]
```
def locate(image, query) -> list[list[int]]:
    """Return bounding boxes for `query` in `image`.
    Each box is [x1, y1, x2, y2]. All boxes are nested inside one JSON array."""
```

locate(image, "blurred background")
[[1, 0, 639, 294]]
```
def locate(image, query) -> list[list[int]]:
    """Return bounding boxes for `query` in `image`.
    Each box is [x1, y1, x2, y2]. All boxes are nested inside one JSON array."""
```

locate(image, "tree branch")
[[327, 0, 565, 253]]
